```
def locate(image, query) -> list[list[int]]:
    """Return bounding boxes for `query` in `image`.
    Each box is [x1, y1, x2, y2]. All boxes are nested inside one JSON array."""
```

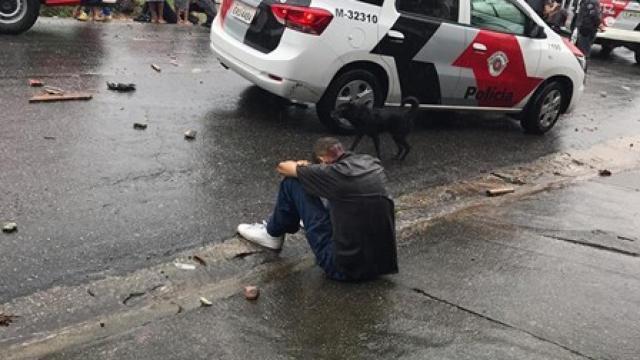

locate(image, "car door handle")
[[472, 42, 487, 52], [387, 30, 405, 43]]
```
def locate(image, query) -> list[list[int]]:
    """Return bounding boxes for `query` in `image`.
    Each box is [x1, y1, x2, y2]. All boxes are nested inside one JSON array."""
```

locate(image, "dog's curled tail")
[[401, 96, 420, 113]]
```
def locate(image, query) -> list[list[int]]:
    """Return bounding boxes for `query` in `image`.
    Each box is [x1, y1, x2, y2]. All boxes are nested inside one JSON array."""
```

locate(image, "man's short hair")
[[313, 137, 345, 163]]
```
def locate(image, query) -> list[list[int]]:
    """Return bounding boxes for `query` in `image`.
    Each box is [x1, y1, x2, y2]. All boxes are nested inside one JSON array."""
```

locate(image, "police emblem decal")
[[487, 51, 509, 77]]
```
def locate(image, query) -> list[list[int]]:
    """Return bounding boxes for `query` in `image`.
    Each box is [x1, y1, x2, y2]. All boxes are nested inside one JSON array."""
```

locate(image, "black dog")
[[332, 97, 419, 160]]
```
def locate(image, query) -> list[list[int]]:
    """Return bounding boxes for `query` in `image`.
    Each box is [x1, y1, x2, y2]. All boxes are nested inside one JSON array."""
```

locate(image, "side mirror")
[[527, 23, 547, 38]]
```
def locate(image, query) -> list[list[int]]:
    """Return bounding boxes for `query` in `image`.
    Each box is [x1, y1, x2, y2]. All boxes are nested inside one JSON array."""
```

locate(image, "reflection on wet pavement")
[[1, 18, 640, 306]]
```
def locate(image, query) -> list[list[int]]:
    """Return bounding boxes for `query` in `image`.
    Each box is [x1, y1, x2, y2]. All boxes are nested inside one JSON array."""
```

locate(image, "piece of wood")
[[486, 188, 515, 197], [29, 93, 93, 103]]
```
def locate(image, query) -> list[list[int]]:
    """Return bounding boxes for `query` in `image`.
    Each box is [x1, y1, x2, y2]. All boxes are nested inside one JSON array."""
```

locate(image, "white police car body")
[[211, 0, 586, 134], [594, 0, 640, 62]]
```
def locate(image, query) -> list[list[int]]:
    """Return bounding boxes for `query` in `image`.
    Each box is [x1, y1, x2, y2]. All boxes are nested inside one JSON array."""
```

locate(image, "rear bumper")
[[211, 39, 317, 102], [595, 28, 640, 49], [209, 19, 338, 103], [43, 0, 81, 5]]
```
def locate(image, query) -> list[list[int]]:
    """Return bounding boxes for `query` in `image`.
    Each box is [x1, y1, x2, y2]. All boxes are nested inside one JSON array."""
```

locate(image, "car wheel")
[[316, 69, 383, 134], [0, 0, 39, 34], [520, 81, 565, 135]]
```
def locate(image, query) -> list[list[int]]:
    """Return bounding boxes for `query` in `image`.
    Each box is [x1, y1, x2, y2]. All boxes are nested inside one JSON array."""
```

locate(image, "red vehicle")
[[0, 0, 79, 34]]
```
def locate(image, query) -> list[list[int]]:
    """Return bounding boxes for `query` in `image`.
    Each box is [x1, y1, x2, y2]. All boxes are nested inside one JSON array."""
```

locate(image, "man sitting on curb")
[[237, 137, 398, 281]]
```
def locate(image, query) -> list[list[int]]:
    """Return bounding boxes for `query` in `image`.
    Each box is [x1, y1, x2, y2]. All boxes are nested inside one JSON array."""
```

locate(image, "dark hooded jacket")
[[297, 152, 398, 280], [526, 0, 545, 17]]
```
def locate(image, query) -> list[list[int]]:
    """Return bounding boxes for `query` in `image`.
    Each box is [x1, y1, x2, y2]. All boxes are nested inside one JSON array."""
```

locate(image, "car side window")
[[396, 0, 460, 22], [470, 0, 527, 35]]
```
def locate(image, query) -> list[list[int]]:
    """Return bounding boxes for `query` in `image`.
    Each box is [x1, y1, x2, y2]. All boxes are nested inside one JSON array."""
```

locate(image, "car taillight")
[[270, 4, 333, 35]]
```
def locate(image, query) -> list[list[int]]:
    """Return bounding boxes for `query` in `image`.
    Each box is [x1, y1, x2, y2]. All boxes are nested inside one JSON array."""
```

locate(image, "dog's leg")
[[350, 134, 364, 151], [399, 140, 411, 160], [392, 133, 411, 160], [372, 135, 382, 159], [391, 134, 404, 160]]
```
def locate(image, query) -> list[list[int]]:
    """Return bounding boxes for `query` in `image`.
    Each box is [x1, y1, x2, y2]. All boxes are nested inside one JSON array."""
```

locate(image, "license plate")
[[231, 1, 257, 24]]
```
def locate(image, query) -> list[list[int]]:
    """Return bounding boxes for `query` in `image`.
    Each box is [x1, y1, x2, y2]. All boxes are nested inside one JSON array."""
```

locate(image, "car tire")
[[635, 49, 640, 64], [0, 0, 40, 35], [520, 81, 565, 135], [316, 69, 384, 134]]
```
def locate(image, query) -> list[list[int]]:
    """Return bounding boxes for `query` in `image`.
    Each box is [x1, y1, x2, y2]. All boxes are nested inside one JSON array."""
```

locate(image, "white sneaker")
[[237, 222, 284, 250]]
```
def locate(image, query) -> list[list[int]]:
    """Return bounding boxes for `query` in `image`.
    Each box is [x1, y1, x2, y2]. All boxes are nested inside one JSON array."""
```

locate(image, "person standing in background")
[[147, 0, 166, 24], [175, 0, 191, 25], [574, 0, 602, 57], [544, 0, 569, 34], [526, 0, 546, 17]]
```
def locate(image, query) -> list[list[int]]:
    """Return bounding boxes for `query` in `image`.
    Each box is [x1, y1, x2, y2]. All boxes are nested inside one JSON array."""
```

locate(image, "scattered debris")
[[192, 255, 207, 267], [490, 172, 526, 185], [199, 297, 213, 307], [191, 68, 202, 74], [87, 289, 96, 297], [169, 60, 179, 67], [30, 93, 92, 103], [233, 250, 261, 259], [486, 187, 515, 197], [599, 91, 607, 98], [2, 222, 18, 233], [621, 86, 631, 91], [617, 236, 635, 242], [598, 169, 612, 177], [184, 129, 197, 140], [151, 64, 162, 72], [571, 159, 585, 166], [0, 313, 18, 327], [99, 322, 105, 328], [44, 86, 64, 95], [631, 144, 634, 148], [243, 286, 260, 300], [106, 82, 136, 92], [29, 79, 43, 87], [43, 136, 56, 140], [170, 301, 184, 314], [123, 291, 146, 305], [174, 262, 196, 270], [133, 122, 148, 130]]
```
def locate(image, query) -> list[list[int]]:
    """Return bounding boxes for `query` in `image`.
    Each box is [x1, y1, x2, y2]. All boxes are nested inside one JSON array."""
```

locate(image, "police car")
[[1, 0, 79, 34], [210, 0, 586, 134], [593, 0, 640, 62]]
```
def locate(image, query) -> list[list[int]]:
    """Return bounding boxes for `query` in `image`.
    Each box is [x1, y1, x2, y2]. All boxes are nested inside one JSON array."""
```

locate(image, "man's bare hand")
[[277, 161, 299, 177], [296, 160, 310, 166]]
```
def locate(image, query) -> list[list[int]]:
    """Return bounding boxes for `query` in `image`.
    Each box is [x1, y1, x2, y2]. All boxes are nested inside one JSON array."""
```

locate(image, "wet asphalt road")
[[44, 170, 640, 359], [1, 18, 640, 303]]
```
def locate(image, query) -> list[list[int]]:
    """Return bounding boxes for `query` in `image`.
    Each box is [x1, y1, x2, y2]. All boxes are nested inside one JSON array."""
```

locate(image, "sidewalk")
[[41, 170, 640, 360]]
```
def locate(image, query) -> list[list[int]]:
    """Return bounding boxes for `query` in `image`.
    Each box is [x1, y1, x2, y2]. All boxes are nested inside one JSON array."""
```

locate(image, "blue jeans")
[[576, 31, 596, 58], [266, 178, 346, 280]]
